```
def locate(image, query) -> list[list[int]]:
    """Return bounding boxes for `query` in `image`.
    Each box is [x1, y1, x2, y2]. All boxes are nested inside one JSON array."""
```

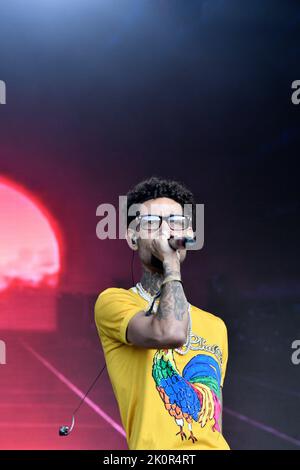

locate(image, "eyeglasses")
[[136, 214, 191, 232]]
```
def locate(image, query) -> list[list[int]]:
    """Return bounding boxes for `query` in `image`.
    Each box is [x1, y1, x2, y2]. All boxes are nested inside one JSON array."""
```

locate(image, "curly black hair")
[[126, 176, 195, 226]]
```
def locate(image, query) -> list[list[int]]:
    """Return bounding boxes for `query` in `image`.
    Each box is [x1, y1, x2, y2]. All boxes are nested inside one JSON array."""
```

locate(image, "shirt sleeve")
[[220, 321, 228, 387], [94, 288, 143, 345]]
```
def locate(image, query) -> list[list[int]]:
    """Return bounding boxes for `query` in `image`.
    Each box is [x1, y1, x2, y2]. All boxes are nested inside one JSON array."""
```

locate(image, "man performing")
[[95, 176, 229, 450]]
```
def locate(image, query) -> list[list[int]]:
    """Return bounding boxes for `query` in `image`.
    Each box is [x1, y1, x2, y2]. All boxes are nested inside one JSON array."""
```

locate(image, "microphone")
[[168, 236, 195, 250]]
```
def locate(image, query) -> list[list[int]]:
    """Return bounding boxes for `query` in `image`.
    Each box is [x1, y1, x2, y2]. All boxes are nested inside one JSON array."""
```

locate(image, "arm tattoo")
[[156, 277, 188, 321]]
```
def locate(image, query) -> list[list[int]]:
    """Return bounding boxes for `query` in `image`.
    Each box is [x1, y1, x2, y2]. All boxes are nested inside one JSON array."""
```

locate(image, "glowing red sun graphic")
[[0, 177, 61, 292]]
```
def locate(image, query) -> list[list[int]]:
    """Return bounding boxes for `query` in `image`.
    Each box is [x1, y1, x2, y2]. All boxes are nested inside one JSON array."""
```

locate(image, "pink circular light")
[[0, 177, 61, 292]]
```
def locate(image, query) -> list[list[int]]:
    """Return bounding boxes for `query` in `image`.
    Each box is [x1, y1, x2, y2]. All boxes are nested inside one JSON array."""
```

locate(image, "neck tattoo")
[[140, 270, 163, 296]]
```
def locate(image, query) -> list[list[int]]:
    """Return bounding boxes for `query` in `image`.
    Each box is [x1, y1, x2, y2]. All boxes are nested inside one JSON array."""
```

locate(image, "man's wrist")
[[162, 257, 181, 277], [161, 274, 182, 288]]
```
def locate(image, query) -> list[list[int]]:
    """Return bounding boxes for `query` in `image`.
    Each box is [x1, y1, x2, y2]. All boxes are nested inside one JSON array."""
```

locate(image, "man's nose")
[[158, 220, 171, 239]]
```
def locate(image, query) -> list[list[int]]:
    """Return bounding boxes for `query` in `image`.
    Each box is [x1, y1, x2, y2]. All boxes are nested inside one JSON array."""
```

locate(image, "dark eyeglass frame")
[[135, 214, 192, 232]]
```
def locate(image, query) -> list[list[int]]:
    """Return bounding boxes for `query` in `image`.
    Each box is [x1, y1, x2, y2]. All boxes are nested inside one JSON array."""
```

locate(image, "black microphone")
[[168, 236, 195, 250]]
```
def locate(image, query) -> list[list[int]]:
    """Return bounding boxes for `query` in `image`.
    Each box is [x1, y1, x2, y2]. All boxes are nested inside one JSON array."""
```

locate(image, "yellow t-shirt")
[[95, 287, 230, 450]]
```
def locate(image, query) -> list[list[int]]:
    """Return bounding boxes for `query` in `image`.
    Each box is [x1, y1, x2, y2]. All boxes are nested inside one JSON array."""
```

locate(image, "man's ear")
[[126, 229, 139, 251]]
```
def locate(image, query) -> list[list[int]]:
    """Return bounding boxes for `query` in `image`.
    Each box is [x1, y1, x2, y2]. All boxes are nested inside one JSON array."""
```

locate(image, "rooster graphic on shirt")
[[152, 348, 222, 443]]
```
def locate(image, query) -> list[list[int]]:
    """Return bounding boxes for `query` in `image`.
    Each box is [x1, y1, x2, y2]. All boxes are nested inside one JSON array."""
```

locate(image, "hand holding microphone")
[[168, 236, 195, 251], [150, 236, 195, 266]]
